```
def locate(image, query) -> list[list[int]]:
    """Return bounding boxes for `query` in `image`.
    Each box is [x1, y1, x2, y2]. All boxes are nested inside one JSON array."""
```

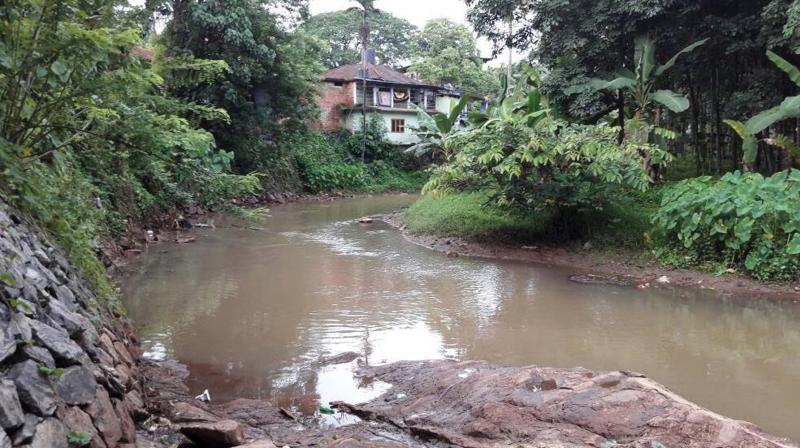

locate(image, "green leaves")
[[654, 38, 708, 77], [68, 431, 92, 446], [653, 170, 800, 280], [634, 37, 656, 83], [788, 234, 800, 255], [651, 90, 690, 113], [767, 50, 800, 88], [737, 51, 800, 143]]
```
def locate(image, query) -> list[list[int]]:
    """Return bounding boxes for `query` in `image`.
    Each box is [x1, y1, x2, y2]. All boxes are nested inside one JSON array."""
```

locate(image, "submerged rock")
[[569, 273, 637, 287], [319, 351, 361, 366]]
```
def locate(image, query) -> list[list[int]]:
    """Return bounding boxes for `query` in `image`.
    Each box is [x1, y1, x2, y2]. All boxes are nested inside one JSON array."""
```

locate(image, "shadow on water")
[[120, 195, 800, 440]]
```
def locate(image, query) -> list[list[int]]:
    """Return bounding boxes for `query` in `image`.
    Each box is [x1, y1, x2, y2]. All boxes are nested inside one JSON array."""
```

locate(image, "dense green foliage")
[[653, 171, 800, 280], [466, 0, 800, 176], [301, 9, 416, 68], [161, 0, 326, 187], [291, 119, 425, 194], [420, 68, 666, 225], [0, 0, 261, 300], [409, 19, 498, 95]]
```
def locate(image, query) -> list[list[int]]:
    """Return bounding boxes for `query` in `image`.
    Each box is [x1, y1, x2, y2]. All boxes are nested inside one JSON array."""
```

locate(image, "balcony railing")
[[356, 85, 437, 112]]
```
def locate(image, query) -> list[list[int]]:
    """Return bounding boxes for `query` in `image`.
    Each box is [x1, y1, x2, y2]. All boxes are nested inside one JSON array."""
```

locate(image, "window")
[[391, 119, 405, 133]]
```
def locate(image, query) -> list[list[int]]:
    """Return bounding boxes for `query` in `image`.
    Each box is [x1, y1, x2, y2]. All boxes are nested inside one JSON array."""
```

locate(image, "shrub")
[[652, 170, 800, 280], [292, 129, 424, 193]]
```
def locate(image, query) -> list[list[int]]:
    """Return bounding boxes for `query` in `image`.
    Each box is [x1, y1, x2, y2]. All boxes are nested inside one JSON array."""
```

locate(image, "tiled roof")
[[323, 63, 433, 86], [130, 47, 155, 61]]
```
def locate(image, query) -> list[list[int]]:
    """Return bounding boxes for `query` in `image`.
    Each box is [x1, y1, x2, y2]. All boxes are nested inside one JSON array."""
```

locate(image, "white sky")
[[308, 0, 514, 65]]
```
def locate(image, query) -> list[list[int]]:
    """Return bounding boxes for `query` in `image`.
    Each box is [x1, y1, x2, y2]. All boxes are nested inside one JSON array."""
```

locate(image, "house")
[[316, 52, 465, 145]]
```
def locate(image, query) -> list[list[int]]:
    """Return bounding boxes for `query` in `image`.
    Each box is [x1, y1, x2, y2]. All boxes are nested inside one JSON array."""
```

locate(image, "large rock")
[[0, 381, 24, 430], [7, 360, 56, 416], [30, 320, 86, 365], [54, 366, 97, 405], [28, 418, 69, 448], [179, 420, 246, 447], [344, 360, 799, 448], [168, 402, 219, 424], [85, 387, 121, 447]]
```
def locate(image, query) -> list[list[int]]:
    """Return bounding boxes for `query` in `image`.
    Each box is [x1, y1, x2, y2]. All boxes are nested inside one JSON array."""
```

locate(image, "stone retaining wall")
[[0, 202, 143, 448]]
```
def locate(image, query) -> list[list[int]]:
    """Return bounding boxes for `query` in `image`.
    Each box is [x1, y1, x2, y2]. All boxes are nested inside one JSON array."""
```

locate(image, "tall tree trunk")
[[712, 68, 722, 174], [617, 91, 625, 144], [689, 74, 702, 174]]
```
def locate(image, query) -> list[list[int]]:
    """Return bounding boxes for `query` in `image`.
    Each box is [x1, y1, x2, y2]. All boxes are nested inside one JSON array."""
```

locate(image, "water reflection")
[[121, 195, 800, 441]]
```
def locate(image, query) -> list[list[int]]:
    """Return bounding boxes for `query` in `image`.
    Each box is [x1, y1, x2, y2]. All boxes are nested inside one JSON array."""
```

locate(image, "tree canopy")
[[466, 0, 800, 174], [301, 9, 417, 68], [409, 19, 498, 95]]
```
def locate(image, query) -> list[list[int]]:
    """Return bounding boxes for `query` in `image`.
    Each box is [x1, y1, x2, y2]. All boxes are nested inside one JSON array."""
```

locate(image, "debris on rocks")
[[656, 275, 671, 284], [195, 389, 212, 403]]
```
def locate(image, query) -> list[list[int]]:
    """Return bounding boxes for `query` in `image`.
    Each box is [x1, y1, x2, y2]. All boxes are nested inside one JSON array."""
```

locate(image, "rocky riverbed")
[[138, 356, 798, 447]]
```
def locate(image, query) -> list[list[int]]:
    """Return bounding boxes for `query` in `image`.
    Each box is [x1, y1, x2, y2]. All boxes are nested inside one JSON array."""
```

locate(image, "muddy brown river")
[[121, 195, 800, 441]]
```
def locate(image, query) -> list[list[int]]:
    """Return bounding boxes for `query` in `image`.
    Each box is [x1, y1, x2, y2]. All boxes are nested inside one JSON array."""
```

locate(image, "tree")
[[409, 19, 497, 95], [301, 9, 417, 68], [163, 0, 326, 181], [466, 0, 800, 176]]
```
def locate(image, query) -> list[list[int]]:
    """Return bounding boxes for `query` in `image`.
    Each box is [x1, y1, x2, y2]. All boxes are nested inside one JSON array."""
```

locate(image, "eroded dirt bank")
[[380, 212, 800, 300], [139, 357, 798, 447]]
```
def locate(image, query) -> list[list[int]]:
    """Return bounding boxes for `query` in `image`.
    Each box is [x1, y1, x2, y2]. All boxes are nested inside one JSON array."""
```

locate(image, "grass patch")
[[404, 191, 556, 240], [405, 188, 665, 250]]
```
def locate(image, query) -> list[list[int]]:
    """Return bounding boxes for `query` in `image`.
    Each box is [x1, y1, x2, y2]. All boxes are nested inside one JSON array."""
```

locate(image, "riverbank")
[[384, 195, 800, 300]]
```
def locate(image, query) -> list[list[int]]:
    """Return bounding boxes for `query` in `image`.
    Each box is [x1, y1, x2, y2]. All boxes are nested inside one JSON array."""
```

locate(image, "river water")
[[121, 195, 800, 440]]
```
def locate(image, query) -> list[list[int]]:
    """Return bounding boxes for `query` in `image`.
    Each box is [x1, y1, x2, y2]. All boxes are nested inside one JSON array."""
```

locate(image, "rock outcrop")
[[338, 360, 798, 448], [0, 204, 144, 448]]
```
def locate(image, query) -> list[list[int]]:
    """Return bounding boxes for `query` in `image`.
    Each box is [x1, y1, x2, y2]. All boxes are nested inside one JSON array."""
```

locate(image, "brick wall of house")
[[316, 81, 355, 132]]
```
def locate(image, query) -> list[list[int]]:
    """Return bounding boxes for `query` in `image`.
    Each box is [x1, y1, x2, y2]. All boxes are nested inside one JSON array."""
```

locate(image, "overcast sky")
[[308, 0, 514, 64]]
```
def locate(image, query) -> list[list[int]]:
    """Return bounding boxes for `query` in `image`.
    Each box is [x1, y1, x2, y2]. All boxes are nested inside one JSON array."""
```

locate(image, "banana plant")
[[726, 50, 800, 169], [468, 65, 551, 129], [406, 95, 470, 160], [581, 37, 708, 115]]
